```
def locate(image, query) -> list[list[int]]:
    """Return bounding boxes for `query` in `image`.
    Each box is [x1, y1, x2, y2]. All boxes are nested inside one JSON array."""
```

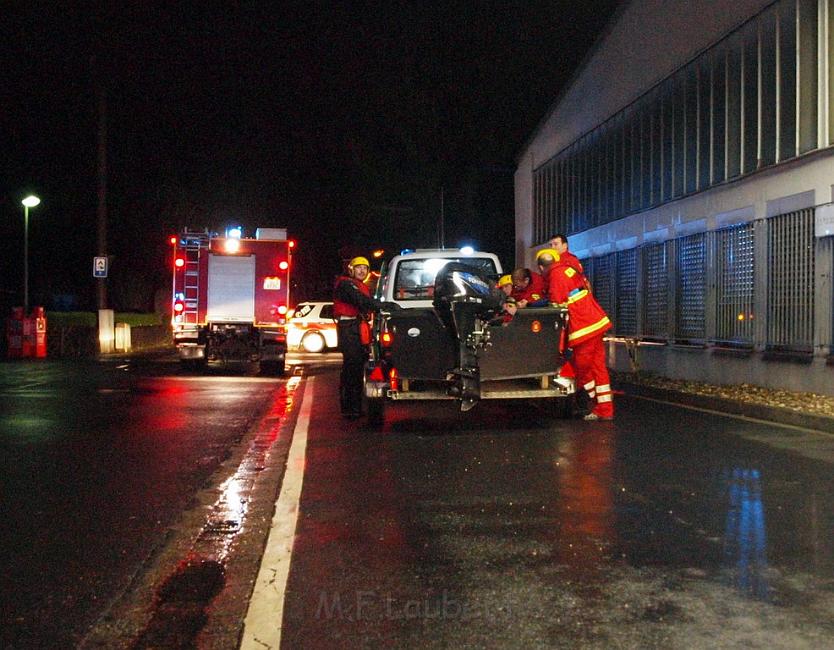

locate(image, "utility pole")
[[96, 86, 108, 310], [438, 186, 445, 249]]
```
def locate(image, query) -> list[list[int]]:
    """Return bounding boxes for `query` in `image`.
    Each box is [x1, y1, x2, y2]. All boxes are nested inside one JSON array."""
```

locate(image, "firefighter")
[[537, 248, 614, 421], [333, 256, 382, 418], [511, 267, 547, 308], [551, 233, 591, 291], [494, 275, 517, 324], [497, 274, 514, 297]]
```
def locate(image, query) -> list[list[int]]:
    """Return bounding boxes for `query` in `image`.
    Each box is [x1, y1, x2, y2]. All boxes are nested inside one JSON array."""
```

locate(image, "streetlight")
[[21, 195, 40, 314]]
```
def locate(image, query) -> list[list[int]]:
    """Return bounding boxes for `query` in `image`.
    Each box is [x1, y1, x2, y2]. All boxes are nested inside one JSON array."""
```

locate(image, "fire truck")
[[170, 227, 293, 374]]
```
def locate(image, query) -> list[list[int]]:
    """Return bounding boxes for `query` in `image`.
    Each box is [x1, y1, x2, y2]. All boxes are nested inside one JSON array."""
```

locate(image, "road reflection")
[[724, 468, 769, 600], [554, 428, 616, 577]]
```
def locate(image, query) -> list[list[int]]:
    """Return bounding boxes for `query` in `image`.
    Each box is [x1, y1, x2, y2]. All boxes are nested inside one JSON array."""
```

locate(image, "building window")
[[675, 233, 707, 341], [615, 249, 638, 335], [766, 209, 815, 351], [642, 243, 669, 338], [714, 224, 755, 346], [531, 0, 822, 244], [591, 252, 616, 325]]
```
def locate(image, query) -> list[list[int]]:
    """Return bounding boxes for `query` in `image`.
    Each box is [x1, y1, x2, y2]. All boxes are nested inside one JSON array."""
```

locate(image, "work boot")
[[572, 389, 592, 418], [583, 411, 613, 422]]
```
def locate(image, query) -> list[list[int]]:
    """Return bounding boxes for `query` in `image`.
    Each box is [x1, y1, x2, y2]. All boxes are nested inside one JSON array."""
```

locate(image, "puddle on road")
[[132, 556, 225, 649]]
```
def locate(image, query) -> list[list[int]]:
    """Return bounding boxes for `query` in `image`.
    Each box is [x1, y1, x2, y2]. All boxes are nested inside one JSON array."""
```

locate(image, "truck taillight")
[[175, 257, 185, 268], [381, 331, 393, 347], [278, 305, 288, 315], [169, 236, 177, 245], [278, 260, 289, 271], [288, 240, 296, 248], [174, 301, 184, 313]]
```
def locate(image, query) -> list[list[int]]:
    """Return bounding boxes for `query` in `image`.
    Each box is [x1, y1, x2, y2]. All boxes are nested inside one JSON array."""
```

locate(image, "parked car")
[[287, 301, 337, 352]]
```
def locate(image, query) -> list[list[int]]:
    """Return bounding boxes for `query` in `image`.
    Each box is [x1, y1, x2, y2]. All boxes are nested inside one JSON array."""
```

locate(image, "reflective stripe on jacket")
[[545, 262, 611, 346]]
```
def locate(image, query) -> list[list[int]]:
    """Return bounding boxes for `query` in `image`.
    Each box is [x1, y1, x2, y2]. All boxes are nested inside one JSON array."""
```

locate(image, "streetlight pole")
[[21, 195, 40, 315]]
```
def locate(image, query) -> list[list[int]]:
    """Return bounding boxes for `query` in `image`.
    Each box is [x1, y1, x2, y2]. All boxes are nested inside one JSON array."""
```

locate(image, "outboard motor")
[[433, 263, 503, 410]]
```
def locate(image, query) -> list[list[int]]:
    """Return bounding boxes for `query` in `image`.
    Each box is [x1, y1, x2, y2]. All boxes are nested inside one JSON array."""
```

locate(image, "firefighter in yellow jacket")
[[537, 248, 614, 421]]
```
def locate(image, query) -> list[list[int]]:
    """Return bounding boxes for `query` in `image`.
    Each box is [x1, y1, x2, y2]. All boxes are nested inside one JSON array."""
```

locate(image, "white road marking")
[[240, 376, 314, 649]]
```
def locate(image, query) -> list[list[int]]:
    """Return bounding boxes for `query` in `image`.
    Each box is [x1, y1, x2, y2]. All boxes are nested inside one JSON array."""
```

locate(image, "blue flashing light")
[[460, 245, 475, 255], [400, 248, 414, 255], [226, 226, 243, 239]]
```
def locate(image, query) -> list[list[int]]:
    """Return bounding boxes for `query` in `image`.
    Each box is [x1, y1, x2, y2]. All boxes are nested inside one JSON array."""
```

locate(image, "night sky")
[[1, 1, 617, 312]]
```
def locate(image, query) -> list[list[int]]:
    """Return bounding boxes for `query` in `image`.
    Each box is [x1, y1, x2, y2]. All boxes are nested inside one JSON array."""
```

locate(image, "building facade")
[[515, 0, 834, 394]]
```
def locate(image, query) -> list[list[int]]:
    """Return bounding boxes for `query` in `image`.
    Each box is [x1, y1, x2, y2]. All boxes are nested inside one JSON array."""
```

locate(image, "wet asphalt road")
[[4, 353, 834, 648], [0, 355, 285, 648], [281, 364, 834, 648]]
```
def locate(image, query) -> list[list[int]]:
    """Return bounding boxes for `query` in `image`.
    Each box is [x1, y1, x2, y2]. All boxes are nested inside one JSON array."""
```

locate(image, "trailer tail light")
[[277, 305, 288, 315], [278, 260, 289, 271], [288, 240, 296, 248], [389, 367, 399, 391], [175, 257, 185, 268], [169, 236, 177, 245], [369, 366, 384, 382], [381, 331, 393, 347], [174, 301, 184, 313]]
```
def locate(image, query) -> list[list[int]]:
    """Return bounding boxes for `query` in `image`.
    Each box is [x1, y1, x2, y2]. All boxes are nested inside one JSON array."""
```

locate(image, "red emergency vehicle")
[[170, 227, 293, 374]]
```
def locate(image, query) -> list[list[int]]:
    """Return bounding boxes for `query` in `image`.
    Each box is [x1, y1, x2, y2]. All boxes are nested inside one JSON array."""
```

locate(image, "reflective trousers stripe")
[[572, 334, 614, 418], [567, 316, 611, 343]]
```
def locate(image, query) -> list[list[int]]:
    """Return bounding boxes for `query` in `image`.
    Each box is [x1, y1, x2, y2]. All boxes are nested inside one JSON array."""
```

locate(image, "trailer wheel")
[[260, 359, 286, 376], [180, 358, 207, 372], [366, 396, 385, 426], [548, 397, 573, 419]]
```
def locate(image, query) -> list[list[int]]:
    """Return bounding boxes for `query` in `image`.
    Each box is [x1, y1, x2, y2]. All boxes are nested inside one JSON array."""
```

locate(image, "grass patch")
[[46, 312, 162, 327]]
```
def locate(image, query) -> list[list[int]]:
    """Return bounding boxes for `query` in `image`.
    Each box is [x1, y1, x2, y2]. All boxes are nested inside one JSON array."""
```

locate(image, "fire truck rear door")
[[207, 253, 256, 322]]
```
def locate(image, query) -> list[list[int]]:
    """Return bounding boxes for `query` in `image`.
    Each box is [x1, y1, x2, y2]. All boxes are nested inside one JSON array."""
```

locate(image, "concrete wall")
[[608, 339, 834, 397]]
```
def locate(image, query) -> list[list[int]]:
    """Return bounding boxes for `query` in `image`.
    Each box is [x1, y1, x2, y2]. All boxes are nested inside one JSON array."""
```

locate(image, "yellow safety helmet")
[[535, 248, 560, 265], [497, 274, 513, 288], [348, 256, 370, 270]]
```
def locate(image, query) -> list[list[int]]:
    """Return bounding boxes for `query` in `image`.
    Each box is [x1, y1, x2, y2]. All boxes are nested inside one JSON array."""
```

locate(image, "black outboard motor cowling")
[[433, 263, 503, 409]]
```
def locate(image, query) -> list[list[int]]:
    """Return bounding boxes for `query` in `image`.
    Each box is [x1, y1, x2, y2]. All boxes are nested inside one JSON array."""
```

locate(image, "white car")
[[287, 302, 338, 352]]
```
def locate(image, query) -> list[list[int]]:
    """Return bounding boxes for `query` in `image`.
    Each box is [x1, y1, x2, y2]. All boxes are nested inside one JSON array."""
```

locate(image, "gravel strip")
[[611, 371, 834, 419]]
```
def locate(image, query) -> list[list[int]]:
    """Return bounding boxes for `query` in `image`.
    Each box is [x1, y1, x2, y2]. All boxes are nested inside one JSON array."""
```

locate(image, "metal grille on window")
[[675, 233, 706, 340], [714, 224, 755, 345], [766, 209, 814, 351], [592, 253, 615, 323], [580, 257, 593, 289], [616, 249, 638, 335], [642, 243, 668, 338]]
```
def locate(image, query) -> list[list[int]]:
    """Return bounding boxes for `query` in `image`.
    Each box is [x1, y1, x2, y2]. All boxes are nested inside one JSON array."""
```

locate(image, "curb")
[[98, 345, 175, 361], [615, 381, 834, 436]]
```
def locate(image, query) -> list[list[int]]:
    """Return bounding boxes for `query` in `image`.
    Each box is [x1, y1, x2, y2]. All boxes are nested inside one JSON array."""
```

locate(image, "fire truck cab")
[[170, 227, 293, 374]]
